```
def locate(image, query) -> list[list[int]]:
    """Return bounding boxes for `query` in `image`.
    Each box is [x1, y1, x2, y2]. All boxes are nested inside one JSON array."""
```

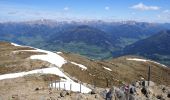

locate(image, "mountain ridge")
[[122, 30, 170, 66]]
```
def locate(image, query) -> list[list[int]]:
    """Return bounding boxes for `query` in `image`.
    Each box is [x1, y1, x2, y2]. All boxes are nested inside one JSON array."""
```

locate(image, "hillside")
[[0, 41, 169, 99], [122, 30, 170, 65]]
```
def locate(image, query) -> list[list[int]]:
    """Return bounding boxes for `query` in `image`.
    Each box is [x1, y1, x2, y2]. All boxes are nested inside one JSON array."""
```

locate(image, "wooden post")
[[64, 83, 66, 90], [49, 82, 51, 88], [59, 81, 60, 90], [50, 78, 53, 89], [55, 81, 56, 89], [148, 66, 151, 86]]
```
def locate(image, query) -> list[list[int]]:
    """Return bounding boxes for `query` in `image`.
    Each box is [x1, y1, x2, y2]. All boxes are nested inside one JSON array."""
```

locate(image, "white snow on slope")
[[11, 43, 22, 47], [10, 43, 91, 93], [11, 43, 67, 68], [0, 67, 67, 80], [103, 67, 112, 71], [70, 62, 87, 70], [127, 58, 147, 62], [126, 58, 167, 67], [57, 52, 63, 54], [30, 49, 67, 68]]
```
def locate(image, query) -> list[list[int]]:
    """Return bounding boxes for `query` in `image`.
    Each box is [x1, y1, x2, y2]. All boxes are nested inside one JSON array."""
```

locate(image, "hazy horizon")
[[0, 0, 170, 23]]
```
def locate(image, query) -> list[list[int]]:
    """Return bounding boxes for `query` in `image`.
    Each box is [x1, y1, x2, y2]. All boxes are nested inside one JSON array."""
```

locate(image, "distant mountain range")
[[0, 20, 170, 64]]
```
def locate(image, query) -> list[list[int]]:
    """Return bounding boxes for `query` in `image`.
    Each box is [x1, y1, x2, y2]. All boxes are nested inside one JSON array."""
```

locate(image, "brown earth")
[[0, 74, 103, 100], [0, 74, 63, 100]]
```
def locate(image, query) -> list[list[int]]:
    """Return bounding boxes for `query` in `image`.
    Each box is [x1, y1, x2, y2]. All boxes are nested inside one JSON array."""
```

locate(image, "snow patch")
[[57, 52, 63, 54], [70, 62, 87, 70], [30, 49, 67, 68], [126, 58, 167, 67], [103, 67, 112, 71], [126, 58, 147, 62], [11, 43, 22, 47], [0, 67, 69, 80], [11, 44, 67, 68]]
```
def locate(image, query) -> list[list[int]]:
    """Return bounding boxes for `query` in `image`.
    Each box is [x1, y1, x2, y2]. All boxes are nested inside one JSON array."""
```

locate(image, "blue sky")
[[0, 0, 170, 23]]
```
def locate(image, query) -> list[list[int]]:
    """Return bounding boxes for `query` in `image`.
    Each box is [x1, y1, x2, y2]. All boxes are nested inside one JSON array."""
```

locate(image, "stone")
[[100, 89, 107, 99], [91, 89, 97, 94], [95, 94, 99, 99], [167, 92, 170, 98], [141, 87, 150, 98], [35, 87, 39, 91], [11, 94, 19, 100], [60, 90, 67, 97], [162, 87, 166, 93], [156, 95, 163, 99]]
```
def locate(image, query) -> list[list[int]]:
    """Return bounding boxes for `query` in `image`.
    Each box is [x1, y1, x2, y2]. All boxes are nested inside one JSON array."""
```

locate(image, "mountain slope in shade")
[[48, 25, 115, 49], [45, 25, 116, 59], [122, 30, 170, 65]]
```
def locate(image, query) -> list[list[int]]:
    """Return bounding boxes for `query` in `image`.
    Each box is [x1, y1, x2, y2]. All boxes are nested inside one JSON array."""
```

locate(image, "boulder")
[[100, 89, 107, 99], [141, 87, 150, 98], [167, 92, 170, 98], [156, 94, 163, 99], [11, 94, 19, 99], [91, 89, 97, 94], [35, 87, 39, 91], [95, 94, 99, 99], [60, 90, 67, 97]]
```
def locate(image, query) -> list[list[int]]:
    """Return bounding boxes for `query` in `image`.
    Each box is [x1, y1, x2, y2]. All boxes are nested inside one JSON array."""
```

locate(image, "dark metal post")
[[148, 66, 151, 86]]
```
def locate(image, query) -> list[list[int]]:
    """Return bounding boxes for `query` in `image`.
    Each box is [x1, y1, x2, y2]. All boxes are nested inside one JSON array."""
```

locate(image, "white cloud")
[[64, 7, 69, 11], [105, 6, 110, 10], [131, 3, 160, 11], [157, 10, 170, 22]]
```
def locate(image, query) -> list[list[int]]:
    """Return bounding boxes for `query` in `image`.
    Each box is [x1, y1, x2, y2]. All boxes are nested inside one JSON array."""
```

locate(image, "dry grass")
[[60, 52, 170, 87], [0, 41, 50, 74]]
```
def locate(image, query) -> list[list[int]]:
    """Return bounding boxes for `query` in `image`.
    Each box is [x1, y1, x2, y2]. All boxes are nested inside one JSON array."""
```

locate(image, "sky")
[[0, 0, 170, 23]]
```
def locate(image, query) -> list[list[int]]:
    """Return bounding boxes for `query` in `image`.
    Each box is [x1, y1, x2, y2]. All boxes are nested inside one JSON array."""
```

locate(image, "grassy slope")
[[59, 53, 170, 87]]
